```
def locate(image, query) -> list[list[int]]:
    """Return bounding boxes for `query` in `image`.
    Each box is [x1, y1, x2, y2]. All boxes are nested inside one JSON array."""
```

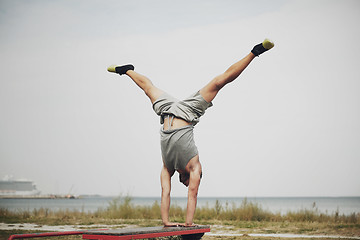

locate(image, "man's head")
[[179, 172, 202, 187], [179, 173, 190, 187]]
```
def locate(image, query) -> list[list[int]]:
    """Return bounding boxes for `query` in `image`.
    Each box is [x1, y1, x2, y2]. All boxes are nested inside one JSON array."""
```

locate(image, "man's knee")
[[208, 76, 224, 92]]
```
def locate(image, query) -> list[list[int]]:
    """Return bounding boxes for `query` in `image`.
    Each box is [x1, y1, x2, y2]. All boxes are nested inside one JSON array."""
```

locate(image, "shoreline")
[[1, 196, 359, 216]]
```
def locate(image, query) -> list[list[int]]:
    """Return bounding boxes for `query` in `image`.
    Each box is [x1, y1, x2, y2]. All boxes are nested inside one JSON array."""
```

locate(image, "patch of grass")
[[234, 221, 261, 229], [297, 227, 315, 234], [335, 223, 360, 229], [264, 229, 277, 234]]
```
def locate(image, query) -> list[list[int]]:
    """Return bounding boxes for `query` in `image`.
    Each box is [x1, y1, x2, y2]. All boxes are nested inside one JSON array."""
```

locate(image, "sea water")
[[0, 196, 359, 215]]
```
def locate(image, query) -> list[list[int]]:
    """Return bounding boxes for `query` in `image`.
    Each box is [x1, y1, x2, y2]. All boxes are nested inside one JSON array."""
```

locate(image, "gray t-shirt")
[[153, 91, 212, 171]]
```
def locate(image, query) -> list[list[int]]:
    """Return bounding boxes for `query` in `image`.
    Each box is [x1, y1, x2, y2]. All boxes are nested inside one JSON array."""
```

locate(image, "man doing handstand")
[[107, 39, 274, 227]]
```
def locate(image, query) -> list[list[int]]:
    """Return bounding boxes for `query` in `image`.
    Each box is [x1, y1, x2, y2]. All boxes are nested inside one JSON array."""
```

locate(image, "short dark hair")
[[179, 173, 189, 183], [179, 172, 203, 183]]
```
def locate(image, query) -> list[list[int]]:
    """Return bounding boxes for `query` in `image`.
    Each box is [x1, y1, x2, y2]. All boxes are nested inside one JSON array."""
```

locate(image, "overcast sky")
[[1, 0, 359, 197]]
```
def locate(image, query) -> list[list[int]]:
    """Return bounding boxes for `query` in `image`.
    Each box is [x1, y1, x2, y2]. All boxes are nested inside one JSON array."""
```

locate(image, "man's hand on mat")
[[164, 222, 198, 227], [183, 223, 198, 227], [164, 222, 182, 227]]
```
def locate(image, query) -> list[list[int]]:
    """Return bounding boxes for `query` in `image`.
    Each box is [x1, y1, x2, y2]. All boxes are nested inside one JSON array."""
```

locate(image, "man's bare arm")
[[161, 165, 179, 226], [185, 164, 201, 226]]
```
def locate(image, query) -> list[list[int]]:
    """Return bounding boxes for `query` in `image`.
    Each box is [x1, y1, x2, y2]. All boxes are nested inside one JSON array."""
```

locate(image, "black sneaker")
[[107, 64, 134, 75], [251, 39, 274, 56]]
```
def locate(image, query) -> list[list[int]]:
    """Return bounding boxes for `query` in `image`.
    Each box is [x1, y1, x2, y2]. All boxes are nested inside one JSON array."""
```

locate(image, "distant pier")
[[0, 194, 78, 199]]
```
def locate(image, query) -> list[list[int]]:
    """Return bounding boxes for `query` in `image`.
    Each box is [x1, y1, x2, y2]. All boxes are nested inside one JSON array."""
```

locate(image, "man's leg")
[[199, 39, 274, 103], [108, 65, 163, 103], [126, 70, 164, 103], [199, 52, 255, 103]]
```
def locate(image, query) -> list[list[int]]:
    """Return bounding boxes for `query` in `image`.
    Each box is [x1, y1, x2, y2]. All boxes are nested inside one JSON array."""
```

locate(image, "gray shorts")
[[153, 91, 213, 171], [153, 91, 213, 125]]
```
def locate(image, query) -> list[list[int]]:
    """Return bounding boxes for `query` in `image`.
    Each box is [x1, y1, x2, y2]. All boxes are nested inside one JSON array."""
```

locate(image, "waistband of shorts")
[[160, 124, 194, 134]]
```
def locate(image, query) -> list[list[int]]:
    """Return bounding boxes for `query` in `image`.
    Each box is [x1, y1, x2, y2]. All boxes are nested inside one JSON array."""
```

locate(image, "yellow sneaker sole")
[[263, 39, 274, 50], [107, 65, 117, 73]]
